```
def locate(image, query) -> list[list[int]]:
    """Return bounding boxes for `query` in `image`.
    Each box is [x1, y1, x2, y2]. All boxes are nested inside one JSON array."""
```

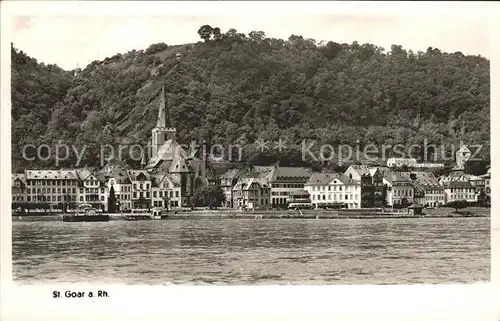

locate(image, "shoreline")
[[12, 210, 490, 222]]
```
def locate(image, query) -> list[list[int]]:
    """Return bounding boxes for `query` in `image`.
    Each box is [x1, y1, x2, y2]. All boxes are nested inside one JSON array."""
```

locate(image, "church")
[[144, 84, 217, 207]]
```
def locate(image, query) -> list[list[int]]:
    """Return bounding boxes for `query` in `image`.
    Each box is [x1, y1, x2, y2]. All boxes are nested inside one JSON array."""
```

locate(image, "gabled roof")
[[12, 173, 26, 184], [151, 173, 180, 188], [127, 170, 151, 181], [457, 145, 471, 153], [99, 158, 132, 175], [346, 164, 371, 176], [233, 177, 269, 191], [75, 168, 94, 181], [146, 139, 189, 169]]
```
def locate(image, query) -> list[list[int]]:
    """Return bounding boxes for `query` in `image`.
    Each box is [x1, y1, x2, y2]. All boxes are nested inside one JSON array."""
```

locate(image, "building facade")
[[256, 166, 312, 208], [305, 173, 361, 209], [232, 177, 271, 209]]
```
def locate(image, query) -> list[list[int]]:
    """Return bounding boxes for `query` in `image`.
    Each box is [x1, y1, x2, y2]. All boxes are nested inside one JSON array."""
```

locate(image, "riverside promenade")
[[12, 207, 489, 221]]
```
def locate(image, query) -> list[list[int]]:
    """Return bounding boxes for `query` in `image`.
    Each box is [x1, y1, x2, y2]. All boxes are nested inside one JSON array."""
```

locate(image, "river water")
[[12, 217, 490, 284]]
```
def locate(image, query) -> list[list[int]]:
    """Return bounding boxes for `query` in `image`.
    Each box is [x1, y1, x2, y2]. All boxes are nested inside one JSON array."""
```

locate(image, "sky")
[[7, 2, 494, 71]]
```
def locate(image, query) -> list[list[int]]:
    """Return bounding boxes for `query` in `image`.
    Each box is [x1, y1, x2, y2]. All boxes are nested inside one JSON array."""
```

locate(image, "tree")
[[445, 200, 469, 213], [464, 160, 489, 176], [107, 185, 117, 213], [193, 186, 225, 209], [198, 25, 213, 42]]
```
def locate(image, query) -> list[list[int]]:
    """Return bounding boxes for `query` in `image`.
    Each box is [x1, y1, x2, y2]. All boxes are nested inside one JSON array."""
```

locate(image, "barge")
[[62, 204, 109, 222]]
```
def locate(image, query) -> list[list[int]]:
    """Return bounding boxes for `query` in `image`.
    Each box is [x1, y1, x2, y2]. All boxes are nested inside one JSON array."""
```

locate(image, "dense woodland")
[[11, 25, 490, 172]]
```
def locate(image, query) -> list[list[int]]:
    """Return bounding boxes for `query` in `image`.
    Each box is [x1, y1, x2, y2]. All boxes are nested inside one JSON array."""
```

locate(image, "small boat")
[[62, 204, 109, 222], [151, 207, 163, 220]]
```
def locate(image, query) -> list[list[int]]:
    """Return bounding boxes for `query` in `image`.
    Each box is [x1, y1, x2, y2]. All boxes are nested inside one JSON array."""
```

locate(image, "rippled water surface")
[[12, 218, 490, 284]]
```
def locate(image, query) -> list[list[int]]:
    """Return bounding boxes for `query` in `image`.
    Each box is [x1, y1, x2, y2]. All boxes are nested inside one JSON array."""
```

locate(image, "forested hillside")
[[11, 26, 490, 171]]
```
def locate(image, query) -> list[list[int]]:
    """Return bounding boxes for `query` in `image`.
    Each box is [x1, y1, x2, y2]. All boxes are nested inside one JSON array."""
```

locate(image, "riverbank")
[[12, 207, 489, 222]]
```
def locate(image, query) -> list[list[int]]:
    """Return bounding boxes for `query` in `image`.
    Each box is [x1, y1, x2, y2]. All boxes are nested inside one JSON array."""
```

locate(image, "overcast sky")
[[8, 2, 493, 70]]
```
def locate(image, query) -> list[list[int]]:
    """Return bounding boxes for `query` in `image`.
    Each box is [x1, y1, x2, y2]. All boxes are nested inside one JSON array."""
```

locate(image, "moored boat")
[[62, 204, 110, 222], [151, 207, 162, 220]]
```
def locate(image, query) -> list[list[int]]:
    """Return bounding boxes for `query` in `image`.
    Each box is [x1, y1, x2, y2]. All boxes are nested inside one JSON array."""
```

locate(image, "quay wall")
[[12, 207, 489, 222]]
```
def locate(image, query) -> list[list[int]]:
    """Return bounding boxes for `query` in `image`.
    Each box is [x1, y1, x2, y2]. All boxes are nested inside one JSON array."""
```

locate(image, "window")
[[133, 192, 137, 198], [80, 196, 83, 202], [100, 196, 104, 201], [146, 192, 150, 198], [175, 191, 179, 197], [153, 191, 157, 198]]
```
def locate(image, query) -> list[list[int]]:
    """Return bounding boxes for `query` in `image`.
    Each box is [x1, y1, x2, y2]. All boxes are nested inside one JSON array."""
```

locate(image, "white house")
[[386, 158, 418, 168], [305, 173, 361, 209]]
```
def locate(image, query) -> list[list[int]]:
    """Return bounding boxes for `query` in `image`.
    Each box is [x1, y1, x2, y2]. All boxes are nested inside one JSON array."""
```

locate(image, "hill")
[[11, 26, 490, 171]]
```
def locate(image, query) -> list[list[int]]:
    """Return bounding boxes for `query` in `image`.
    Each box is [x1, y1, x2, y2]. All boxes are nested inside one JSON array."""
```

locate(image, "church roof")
[[169, 156, 192, 173], [146, 139, 189, 169]]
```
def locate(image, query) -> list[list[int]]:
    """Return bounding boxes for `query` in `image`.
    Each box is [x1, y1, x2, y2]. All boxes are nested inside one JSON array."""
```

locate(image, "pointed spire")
[[156, 83, 171, 128]]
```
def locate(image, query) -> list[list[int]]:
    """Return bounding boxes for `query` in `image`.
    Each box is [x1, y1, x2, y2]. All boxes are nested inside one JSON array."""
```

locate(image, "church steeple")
[[156, 83, 171, 128], [151, 82, 177, 160]]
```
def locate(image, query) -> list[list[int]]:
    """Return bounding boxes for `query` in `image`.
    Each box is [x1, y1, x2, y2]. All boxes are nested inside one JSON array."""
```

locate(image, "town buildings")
[[400, 171, 445, 207], [344, 165, 385, 207], [304, 173, 361, 209], [256, 166, 312, 208], [232, 177, 270, 209], [11, 139, 488, 212], [383, 172, 414, 207]]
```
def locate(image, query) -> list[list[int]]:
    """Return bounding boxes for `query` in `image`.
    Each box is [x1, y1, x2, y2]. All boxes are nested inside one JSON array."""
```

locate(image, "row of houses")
[[11, 162, 490, 211], [220, 163, 491, 210], [11, 164, 185, 212]]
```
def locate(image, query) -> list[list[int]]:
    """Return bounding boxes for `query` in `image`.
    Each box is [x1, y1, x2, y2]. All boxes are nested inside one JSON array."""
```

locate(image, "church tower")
[[151, 84, 176, 159]]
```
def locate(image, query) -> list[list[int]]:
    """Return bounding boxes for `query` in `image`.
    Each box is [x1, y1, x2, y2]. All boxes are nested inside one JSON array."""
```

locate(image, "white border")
[[1, 2, 499, 321]]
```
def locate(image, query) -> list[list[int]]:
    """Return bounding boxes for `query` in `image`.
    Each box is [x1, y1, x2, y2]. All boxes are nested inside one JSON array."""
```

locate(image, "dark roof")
[[270, 166, 312, 181], [384, 172, 410, 184], [447, 181, 473, 189], [305, 172, 358, 186], [26, 170, 77, 180], [127, 170, 151, 181]]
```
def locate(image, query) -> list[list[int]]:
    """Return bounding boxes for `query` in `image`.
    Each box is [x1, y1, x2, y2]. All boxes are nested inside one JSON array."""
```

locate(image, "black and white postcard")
[[1, 1, 499, 321]]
